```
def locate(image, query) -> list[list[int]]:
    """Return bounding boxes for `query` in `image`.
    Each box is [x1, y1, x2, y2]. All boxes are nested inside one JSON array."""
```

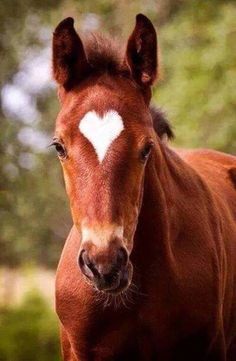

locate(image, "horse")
[[51, 14, 236, 361]]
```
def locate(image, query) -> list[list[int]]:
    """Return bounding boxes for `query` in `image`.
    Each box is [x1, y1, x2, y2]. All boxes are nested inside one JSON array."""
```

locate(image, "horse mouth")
[[95, 262, 133, 295]]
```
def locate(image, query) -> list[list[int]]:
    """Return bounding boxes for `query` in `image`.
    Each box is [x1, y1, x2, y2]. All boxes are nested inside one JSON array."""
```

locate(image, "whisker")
[[90, 276, 147, 310]]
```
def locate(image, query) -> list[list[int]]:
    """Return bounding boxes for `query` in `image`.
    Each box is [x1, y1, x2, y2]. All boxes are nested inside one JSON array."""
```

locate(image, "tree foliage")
[[0, 291, 60, 361], [155, 1, 236, 152]]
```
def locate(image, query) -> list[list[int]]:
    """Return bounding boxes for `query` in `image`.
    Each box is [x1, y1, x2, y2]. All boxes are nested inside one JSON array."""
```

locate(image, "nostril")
[[78, 249, 100, 279], [78, 249, 86, 268], [117, 247, 128, 267]]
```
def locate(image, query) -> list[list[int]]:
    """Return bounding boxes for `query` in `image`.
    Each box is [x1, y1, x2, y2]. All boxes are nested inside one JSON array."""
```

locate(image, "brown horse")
[[52, 14, 236, 361]]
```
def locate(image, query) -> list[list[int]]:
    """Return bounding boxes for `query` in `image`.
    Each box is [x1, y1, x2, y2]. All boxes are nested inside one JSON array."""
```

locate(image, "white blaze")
[[81, 225, 124, 247], [79, 110, 124, 162]]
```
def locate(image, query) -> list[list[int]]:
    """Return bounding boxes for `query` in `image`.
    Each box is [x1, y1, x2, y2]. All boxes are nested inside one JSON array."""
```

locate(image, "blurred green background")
[[0, 0, 235, 360]]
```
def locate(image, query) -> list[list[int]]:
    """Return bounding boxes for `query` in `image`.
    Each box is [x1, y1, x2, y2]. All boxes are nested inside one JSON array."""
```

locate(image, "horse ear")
[[53, 17, 90, 90], [125, 14, 158, 88]]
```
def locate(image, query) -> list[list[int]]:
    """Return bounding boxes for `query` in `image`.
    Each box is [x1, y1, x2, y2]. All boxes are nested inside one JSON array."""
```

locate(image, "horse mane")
[[229, 168, 236, 189], [150, 106, 174, 141], [83, 34, 174, 141]]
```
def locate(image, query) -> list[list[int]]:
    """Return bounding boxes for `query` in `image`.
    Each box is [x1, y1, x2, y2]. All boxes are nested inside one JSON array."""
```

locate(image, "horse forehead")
[[78, 109, 125, 163]]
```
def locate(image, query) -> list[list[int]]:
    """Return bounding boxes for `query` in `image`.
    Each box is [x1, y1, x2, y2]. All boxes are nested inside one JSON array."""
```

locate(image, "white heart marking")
[[79, 110, 124, 162]]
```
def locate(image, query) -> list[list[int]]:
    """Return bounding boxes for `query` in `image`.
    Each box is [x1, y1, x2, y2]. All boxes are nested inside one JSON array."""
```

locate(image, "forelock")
[[82, 33, 130, 76]]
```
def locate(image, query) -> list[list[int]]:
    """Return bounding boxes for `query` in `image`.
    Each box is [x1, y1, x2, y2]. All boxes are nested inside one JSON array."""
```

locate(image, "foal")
[[52, 14, 236, 361]]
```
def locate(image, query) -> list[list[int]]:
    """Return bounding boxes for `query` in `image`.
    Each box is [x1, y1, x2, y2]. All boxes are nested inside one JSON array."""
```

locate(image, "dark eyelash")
[[49, 139, 67, 159]]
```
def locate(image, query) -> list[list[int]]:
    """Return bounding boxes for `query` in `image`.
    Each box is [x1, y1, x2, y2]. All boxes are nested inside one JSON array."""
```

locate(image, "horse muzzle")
[[78, 244, 133, 294]]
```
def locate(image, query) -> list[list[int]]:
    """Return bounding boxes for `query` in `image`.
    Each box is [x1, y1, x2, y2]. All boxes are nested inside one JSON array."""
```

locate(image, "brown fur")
[[52, 14, 236, 361]]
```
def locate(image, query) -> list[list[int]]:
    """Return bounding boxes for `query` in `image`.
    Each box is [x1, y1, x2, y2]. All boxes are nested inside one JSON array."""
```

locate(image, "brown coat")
[[56, 147, 236, 361], [52, 14, 236, 361]]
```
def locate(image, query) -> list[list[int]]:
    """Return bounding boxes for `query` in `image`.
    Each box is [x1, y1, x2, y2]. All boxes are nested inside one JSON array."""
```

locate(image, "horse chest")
[[57, 279, 227, 361], [58, 298, 158, 361], [77, 321, 157, 361], [71, 325, 225, 361]]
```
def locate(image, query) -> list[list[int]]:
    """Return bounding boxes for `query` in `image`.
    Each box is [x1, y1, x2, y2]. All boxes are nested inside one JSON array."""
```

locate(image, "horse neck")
[[133, 142, 192, 271]]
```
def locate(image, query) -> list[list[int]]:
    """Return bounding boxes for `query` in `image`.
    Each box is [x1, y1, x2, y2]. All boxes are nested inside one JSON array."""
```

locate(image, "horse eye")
[[51, 141, 67, 159], [140, 142, 153, 162]]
